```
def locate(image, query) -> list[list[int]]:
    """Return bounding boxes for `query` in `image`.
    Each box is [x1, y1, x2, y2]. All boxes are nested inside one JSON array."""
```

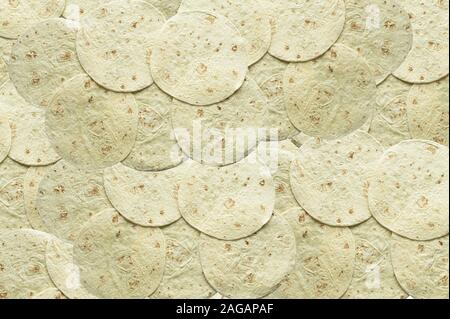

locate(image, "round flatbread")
[[9, 103, 60, 166], [73, 208, 166, 298], [391, 234, 449, 299], [342, 218, 407, 299], [46, 74, 138, 169], [407, 76, 449, 146], [369, 75, 412, 147], [0, 229, 55, 299], [36, 160, 112, 242], [151, 219, 216, 298], [0, 158, 29, 229], [177, 157, 275, 240], [179, 0, 271, 66], [199, 214, 296, 298], [269, 207, 355, 299], [123, 85, 184, 171], [0, 114, 11, 163], [283, 44, 376, 139], [269, 1, 345, 62], [0, 0, 65, 39], [368, 140, 449, 240], [393, 0, 449, 83], [76, 0, 166, 92], [338, 0, 413, 84], [260, 74, 300, 140], [172, 77, 268, 166], [0, 56, 8, 88], [104, 162, 187, 227], [46, 238, 97, 299], [248, 53, 287, 86], [150, 11, 248, 106], [24, 166, 49, 232], [0, 36, 14, 63], [8, 18, 84, 108], [291, 131, 383, 226], [33, 287, 66, 299], [147, 0, 181, 18]]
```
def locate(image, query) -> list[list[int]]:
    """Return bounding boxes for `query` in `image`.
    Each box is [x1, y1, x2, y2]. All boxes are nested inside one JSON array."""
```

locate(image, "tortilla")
[[151, 218, 216, 298], [0, 158, 29, 229], [46, 238, 97, 299], [0, 56, 8, 88], [269, 1, 346, 62], [248, 53, 287, 86], [123, 85, 184, 171], [9, 103, 60, 166], [171, 77, 268, 166], [260, 74, 300, 140], [33, 287, 66, 299], [291, 131, 383, 226], [342, 218, 407, 299], [146, 0, 181, 18], [0, 229, 55, 299], [76, 0, 166, 92], [8, 18, 84, 108], [290, 131, 312, 148], [368, 140, 449, 240], [150, 11, 248, 106], [104, 162, 187, 227], [73, 208, 166, 298], [283, 44, 376, 139], [199, 214, 296, 298], [393, 0, 449, 83], [0, 0, 65, 39], [256, 140, 301, 214], [407, 76, 449, 146], [0, 37, 14, 63], [391, 234, 449, 299], [269, 207, 355, 298], [178, 0, 272, 66], [338, 0, 413, 84], [369, 75, 412, 147], [177, 156, 275, 240], [24, 166, 49, 232], [36, 160, 112, 242], [0, 114, 11, 163], [46, 74, 138, 169]]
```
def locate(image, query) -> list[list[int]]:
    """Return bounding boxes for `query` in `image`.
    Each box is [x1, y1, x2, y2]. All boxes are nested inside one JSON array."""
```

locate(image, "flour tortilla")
[[177, 157, 275, 240], [290, 131, 313, 148], [9, 103, 60, 166], [104, 162, 187, 227], [291, 131, 384, 226], [73, 208, 166, 298], [342, 218, 407, 299], [269, 207, 355, 298], [393, 0, 449, 83], [76, 0, 166, 92], [283, 44, 376, 139], [248, 53, 287, 86], [151, 218, 216, 299], [150, 11, 248, 106], [0, 114, 11, 163], [338, 0, 413, 84], [368, 140, 449, 240], [260, 74, 300, 140], [46, 238, 97, 299], [179, 0, 271, 66], [0, 158, 29, 229], [391, 234, 449, 299], [0, 56, 8, 88], [36, 160, 112, 242], [46, 74, 138, 169], [24, 166, 49, 232], [33, 287, 66, 299], [199, 214, 296, 298], [172, 77, 268, 166], [0, 229, 55, 298], [407, 76, 449, 146], [146, 0, 181, 18], [269, 1, 345, 62], [369, 75, 412, 147], [8, 18, 84, 108], [0, 0, 65, 39], [0, 37, 14, 63], [255, 141, 301, 214], [123, 85, 184, 171]]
